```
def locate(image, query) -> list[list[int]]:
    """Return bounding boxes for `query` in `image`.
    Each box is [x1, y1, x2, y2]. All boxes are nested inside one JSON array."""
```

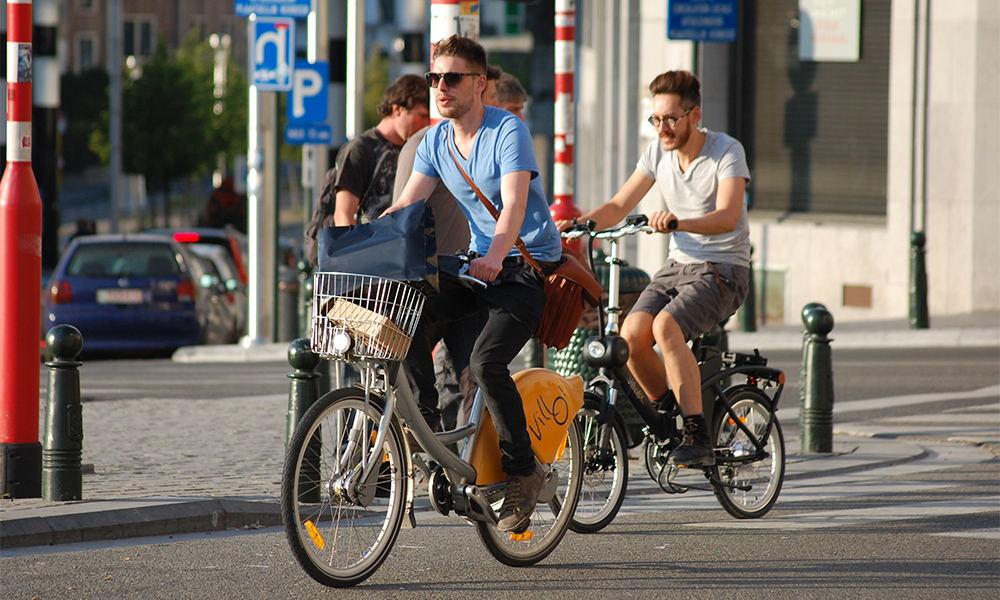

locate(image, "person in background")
[[556, 70, 751, 468], [385, 36, 562, 532], [303, 74, 430, 266], [330, 74, 430, 227], [495, 72, 527, 121]]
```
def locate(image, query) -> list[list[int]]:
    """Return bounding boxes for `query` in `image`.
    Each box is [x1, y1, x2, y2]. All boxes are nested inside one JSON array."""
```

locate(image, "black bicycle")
[[562, 215, 787, 533]]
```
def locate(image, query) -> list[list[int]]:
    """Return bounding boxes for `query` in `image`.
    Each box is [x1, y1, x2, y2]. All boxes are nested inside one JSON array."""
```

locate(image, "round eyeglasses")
[[647, 106, 694, 129]]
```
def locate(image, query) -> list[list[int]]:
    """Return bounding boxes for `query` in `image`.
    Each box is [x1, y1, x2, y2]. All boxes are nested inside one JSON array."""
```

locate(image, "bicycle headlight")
[[331, 329, 353, 355], [586, 339, 607, 359], [583, 335, 630, 368]]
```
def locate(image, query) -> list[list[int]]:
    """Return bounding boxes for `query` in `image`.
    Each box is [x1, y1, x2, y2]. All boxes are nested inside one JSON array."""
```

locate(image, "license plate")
[[96, 288, 144, 304]]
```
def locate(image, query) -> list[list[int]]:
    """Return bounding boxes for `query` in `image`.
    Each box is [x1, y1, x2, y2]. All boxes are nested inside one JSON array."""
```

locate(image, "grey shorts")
[[630, 260, 750, 341]]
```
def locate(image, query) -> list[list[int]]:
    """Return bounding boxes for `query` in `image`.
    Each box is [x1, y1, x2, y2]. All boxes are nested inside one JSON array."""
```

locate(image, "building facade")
[[576, 0, 998, 324]]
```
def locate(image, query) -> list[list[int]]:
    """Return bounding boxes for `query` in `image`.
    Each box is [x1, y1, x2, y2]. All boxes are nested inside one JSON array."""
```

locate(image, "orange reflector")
[[777, 373, 786, 385], [305, 520, 325, 550], [509, 530, 533, 541], [555, 433, 569, 462]]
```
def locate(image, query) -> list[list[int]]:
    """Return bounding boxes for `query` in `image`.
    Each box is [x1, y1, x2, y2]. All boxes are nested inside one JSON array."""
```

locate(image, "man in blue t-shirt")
[[384, 35, 561, 533]]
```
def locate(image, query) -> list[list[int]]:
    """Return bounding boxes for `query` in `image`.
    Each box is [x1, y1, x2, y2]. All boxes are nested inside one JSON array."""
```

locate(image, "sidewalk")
[[2, 312, 997, 551], [170, 311, 1000, 364], [0, 436, 930, 550]]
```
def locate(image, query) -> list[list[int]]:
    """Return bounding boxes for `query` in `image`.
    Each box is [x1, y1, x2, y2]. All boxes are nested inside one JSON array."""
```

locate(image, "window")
[[743, 0, 890, 216], [77, 36, 95, 72], [123, 17, 155, 58]]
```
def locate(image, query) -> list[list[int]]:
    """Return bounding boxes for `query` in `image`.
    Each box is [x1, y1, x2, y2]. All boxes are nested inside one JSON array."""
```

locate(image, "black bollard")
[[286, 338, 321, 445], [739, 246, 757, 332], [287, 338, 321, 504], [799, 304, 835, 453], [42, 325, 84, 501], [909, 231, 930, 329]]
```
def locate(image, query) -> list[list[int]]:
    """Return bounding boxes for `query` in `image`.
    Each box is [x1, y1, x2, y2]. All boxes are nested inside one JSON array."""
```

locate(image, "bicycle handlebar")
[[560, 214, 672, 241]]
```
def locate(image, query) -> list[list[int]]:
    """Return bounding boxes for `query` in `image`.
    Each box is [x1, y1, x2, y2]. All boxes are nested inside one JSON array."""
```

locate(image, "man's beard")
[[659, 125, 690, 151]]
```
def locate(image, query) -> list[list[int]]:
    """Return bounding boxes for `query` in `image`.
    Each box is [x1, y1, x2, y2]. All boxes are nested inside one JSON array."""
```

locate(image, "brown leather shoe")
[[497, 468, 545, 532]]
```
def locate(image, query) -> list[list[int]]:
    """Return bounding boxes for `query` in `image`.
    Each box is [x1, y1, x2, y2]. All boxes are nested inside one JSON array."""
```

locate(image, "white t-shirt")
[[637, 129, 751, 267]]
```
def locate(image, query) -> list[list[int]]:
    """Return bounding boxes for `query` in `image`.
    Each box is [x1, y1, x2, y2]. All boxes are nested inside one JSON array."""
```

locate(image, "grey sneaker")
[[497, 468, 545, 532], [667, 414, 715, 467]]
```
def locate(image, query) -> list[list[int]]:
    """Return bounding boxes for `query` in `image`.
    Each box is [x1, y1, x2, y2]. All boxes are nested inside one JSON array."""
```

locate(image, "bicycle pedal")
[[509, 522, 532, 539]]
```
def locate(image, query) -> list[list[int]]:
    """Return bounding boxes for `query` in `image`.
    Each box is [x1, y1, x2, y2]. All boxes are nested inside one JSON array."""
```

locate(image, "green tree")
[[363, 46, 390, 129], [175, 31, 248, 168], [91, 35, 247, 228]]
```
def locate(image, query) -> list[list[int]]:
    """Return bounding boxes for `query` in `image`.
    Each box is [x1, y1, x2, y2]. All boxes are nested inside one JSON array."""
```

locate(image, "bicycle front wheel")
[[570, 392, 629, 533], [710, 385, 785, 519], [475, 419, 583, 566], [281, 387, 407, 587]]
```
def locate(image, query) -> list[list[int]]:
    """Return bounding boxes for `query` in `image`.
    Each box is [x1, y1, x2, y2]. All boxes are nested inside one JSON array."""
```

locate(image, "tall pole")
[[345, 0, 365, 139], [107, 0, 121, 232], [551, 0, 580, 241], [0, 0, 44, 498], [33, 0, 59, 268]]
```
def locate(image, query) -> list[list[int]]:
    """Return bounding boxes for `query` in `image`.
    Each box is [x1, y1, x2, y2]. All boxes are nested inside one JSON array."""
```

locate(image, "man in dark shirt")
[[331, 74, 430, 226]]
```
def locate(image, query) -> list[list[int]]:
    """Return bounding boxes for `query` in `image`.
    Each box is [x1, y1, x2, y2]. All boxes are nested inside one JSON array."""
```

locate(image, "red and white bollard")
[[0, 0, 44, 498], [552, 0, 580, 247]]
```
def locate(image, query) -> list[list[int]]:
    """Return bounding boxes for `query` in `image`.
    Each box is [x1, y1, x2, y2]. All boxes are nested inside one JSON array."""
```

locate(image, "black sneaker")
[[666, 414, 715, 467], [497, 468, 545, 532]]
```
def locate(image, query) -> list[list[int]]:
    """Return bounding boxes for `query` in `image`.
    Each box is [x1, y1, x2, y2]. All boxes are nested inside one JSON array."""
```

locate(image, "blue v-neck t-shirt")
[[413, 106, 562, 263]]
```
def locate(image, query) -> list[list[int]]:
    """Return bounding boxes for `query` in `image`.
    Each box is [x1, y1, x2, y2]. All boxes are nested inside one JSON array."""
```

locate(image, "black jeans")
[[404, 256, 548, 477]]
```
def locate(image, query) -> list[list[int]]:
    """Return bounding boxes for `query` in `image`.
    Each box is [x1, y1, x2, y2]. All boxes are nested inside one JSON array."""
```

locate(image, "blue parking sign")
[[288, 61, 329, 123], [252, 17, 294, 91]]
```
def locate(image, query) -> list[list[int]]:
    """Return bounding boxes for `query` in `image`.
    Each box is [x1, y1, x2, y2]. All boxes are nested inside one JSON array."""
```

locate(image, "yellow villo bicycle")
[[280, 271, 584, 587]]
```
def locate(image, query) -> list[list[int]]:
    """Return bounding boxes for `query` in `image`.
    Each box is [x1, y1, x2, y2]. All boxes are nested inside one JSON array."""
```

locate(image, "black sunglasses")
[[425, 71, 480, 89]]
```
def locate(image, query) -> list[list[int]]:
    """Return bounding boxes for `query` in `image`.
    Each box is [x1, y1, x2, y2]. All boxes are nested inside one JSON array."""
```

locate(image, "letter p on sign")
[[289, 60, 329, 124]]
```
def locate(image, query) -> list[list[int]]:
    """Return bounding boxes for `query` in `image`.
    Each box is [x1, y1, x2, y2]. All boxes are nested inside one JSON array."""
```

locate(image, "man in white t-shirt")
[[557, 70, 751, 467]]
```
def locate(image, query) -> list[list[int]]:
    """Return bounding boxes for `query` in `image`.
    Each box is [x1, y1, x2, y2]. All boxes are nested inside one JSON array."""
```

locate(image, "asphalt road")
[[7, 346, 997, 598], [46, 346, 999, 406]]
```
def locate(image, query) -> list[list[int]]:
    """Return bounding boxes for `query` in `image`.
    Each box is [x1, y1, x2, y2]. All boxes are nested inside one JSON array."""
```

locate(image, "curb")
[[0, 498, 280, 550]]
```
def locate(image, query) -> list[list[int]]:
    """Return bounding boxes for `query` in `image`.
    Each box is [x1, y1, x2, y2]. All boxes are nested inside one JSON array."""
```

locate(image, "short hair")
[[648, 70, 701, 108], [495, 72, 527, 106], [377, 74, 428, 117], [432, 35, 488, 75], [486, 64, 503, 82]]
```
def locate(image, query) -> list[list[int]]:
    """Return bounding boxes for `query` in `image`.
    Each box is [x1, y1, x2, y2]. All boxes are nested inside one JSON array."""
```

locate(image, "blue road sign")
[[667, 0, 738, 43], [285, 123, 332, 146], [236, 0, 311, 18], [288, 61, 329, 123], [252, 17, 295, 91]]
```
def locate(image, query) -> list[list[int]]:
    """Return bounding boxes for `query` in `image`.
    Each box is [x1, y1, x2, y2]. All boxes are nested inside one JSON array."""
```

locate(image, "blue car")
[[42, 234, 233, 356]]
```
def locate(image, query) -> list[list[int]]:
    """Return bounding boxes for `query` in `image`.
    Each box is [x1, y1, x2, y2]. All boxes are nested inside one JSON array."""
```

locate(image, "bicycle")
[[280, 269, 584, 587], [562, 215, 787, 533]]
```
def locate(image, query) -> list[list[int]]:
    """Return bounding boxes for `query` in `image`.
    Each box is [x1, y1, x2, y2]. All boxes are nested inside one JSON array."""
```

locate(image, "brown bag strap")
[[447, 141, 545, 275]]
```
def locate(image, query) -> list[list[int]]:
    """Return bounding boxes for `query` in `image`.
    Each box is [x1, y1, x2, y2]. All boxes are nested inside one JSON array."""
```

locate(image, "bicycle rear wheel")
[[475, 419, 583, 566], [570, 392, 629, 533], [710, 385, 785, 519], [281, 388, 407, 587]]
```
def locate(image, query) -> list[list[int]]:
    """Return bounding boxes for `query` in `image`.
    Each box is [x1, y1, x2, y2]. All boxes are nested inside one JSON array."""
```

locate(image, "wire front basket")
[[311, 272, 426, 361]]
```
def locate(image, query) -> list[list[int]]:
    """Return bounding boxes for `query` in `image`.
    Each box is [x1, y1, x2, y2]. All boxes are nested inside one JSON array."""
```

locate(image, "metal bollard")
[[909, 231, 930, 329], [42, 325, 84, 501], [286, 338, 321, 444], [739, 246, 757, 332], [799, 304, 835, 453], [286, 338, 321, 504]]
